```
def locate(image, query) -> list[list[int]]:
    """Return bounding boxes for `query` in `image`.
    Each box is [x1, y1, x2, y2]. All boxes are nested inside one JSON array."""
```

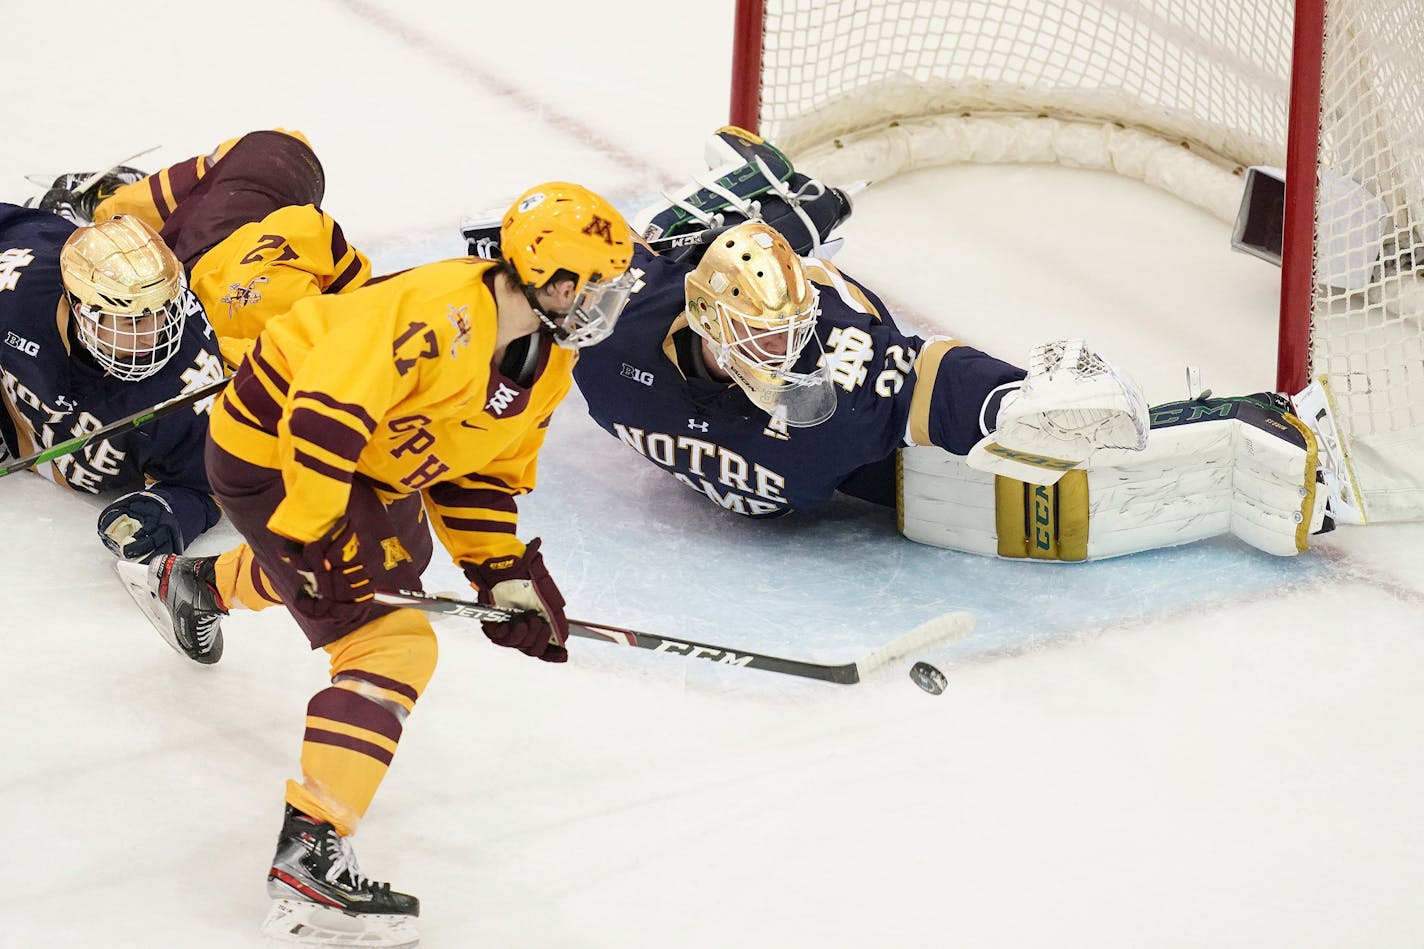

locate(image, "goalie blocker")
[[901, 392, 1331, 560]]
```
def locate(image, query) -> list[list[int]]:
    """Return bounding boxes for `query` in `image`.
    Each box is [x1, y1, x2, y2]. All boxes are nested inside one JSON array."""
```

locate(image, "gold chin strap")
[[994, 469, 1090, 561]]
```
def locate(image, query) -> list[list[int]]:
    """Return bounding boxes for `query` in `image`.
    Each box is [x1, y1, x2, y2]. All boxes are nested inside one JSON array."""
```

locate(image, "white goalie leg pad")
[[902, 398, 1324, 560], [967, 338, 1150, 485]]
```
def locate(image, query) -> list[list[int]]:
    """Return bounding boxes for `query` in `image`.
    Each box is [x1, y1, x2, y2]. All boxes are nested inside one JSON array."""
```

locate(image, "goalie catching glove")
[[967, 338, 1149, 484], [463, 538, 569, 663]]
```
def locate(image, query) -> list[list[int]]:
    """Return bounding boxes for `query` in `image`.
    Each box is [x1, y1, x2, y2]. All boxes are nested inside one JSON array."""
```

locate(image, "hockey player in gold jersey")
[[205, 181, 635, 944], [92, 129, 376, 662]]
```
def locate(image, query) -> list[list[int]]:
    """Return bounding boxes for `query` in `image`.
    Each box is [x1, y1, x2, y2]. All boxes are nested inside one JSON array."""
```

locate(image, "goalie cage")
[[728, 0, 1424, 523]]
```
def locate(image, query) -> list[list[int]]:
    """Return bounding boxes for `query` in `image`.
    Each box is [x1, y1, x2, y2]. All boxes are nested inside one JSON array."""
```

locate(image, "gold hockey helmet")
[[59, 215, 191, 381], [684, 220, 835, 426], [501, 182, 636, 348]]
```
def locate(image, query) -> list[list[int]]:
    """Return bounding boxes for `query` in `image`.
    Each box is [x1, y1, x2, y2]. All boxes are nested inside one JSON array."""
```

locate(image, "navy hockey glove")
[[97, 485, 218, 563], [463, 538, 569, 663], [277, 519, 374, 603]]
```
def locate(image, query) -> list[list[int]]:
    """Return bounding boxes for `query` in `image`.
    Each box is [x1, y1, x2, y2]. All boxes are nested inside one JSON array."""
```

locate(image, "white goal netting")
[[742, 0, 1424, 521]]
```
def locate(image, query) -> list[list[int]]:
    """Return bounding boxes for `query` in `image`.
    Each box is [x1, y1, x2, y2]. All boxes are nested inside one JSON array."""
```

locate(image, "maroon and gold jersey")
[[191, 204, 370, 348], [92, 129, 312, 233], [209, 258, 573, 567]]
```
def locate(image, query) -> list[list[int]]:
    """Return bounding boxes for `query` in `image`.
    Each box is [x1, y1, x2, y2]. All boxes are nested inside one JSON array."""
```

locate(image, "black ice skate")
[[26, 166, 147, 225], [263, 805, 420, 948], [114, 554, 226, 664]]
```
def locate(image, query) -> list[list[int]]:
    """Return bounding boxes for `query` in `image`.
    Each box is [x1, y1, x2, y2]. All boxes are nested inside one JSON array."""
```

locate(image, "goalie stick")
[[373, 588, 975, 685], [0, 376, 229, 478]]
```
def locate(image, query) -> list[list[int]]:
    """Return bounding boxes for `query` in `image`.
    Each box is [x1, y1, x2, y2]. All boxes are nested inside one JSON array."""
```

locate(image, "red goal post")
[[729, 0, 1424, 523]]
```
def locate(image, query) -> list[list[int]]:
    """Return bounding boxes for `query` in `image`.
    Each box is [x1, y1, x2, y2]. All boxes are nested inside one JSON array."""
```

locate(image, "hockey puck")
[[909, 661, 947, 695]]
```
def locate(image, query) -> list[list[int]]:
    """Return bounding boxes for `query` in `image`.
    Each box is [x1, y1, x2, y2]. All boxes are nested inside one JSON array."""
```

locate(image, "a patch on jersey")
[[761, 414, 791, 441], [4, 330, 39, 356], [447, 305, 472, 356], [687, 418, 709, 432], [486, 381, 522, 416], [818, 325, 875, 392], [0, 248, 37, 291], [220, 275, 268, 318], [621, 363, 654, 386], [381, 536, 413, 571], [180, 351, 227, 415]]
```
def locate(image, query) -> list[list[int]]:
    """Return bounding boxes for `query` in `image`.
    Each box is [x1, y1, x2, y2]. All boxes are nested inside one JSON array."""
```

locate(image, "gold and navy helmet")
[[59, 215, 191, 381], [684, 220, 834, 426]]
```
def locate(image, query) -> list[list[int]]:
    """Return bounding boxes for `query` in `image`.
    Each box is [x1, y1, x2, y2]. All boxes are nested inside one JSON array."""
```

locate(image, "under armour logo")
[[487, 382, 519, 415], [688, 418, 709, 432]]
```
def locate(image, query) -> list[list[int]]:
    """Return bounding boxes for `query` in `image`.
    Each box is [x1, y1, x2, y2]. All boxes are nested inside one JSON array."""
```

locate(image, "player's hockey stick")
[[0, 376, 229, 478], [373, 588, 974, 685]]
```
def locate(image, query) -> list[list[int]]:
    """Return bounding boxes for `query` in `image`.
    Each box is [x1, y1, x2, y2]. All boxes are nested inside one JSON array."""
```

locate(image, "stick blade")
[[854, 611, 976, 679]]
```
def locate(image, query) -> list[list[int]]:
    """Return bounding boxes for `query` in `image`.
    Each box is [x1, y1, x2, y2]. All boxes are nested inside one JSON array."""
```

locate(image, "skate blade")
[[262, 899, 420, 948], [114, 560, 188, 660]]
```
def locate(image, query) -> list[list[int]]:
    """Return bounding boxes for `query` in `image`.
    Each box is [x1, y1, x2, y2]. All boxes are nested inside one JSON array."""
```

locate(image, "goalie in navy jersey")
[[0, 205, 225, 560], [573, 218, 1026, 515], [555, 127, 1337, 561]]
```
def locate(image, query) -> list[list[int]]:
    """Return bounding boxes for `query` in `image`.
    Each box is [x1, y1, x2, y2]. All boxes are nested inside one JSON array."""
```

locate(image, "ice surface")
[[2, 3, 1422, 947]]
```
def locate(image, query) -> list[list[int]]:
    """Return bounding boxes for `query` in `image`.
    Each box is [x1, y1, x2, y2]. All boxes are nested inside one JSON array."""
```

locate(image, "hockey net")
[[730, 0, 1424, 522]]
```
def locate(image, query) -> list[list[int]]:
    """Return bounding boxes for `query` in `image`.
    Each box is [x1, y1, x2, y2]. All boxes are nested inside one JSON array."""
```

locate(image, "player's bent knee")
[[325, 609, 440, 707]]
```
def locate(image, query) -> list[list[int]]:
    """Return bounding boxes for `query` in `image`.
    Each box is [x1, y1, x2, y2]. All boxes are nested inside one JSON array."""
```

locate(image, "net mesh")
[[750, 0, 1424, 520]]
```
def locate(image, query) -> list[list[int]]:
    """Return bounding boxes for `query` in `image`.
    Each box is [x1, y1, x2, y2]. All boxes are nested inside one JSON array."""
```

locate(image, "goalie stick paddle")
[[0, 376, 230, 478], [373, 588, 975, 685]]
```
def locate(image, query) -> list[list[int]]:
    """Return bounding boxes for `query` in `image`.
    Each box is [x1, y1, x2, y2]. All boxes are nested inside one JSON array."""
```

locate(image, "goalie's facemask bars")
[[702, 284, 837, 427]]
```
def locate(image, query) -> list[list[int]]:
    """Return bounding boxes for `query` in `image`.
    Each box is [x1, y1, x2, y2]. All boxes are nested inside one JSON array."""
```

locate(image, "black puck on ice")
[[909, 661, 947, 695]]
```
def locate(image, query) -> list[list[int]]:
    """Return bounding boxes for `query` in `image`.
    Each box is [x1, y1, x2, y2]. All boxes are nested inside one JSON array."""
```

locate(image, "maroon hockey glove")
[[277, 519, 374, 603], [463, 538, 569, 663]]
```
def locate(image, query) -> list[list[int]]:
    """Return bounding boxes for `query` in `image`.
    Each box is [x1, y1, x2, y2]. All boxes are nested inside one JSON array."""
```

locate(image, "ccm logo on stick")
[[654, 640, 755, 667]]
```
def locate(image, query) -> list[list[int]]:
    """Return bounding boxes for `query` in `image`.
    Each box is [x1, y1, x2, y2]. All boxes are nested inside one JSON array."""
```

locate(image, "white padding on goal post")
[[793, 113, 1246, 225]]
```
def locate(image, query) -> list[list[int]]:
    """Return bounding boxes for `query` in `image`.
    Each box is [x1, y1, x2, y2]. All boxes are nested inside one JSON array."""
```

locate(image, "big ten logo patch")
[[4, 331, 38, 356], [620, 363, 653, 386], [388, 414, 450, 490]]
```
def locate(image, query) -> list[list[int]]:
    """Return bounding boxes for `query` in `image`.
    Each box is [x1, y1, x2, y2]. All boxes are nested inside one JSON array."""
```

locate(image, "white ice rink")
[[3, 2, 1423, 947]]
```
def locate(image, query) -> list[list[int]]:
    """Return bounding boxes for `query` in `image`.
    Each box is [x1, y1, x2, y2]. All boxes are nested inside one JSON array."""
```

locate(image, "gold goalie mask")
[[59, 215, 194, 381], [684, 220, 836, 427]]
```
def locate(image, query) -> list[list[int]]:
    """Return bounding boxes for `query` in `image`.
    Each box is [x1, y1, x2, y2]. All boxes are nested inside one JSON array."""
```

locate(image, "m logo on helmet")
[[582, 215, 616, 245]]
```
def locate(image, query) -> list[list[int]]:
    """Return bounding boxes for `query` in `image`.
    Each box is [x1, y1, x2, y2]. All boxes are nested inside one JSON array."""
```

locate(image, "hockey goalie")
[[469, 125, 1337, 563]]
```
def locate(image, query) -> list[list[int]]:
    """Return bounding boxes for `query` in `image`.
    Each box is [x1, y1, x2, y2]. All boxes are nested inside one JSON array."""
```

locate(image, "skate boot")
[[263, 805, 420, 948], [114, 554, 226, 664], [26, 166, 146, 225]]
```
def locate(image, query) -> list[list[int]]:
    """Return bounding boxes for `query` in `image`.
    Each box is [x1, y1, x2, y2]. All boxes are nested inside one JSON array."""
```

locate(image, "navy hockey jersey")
[[573, 244, 1025, 516], [0, 204, 225, 511]]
